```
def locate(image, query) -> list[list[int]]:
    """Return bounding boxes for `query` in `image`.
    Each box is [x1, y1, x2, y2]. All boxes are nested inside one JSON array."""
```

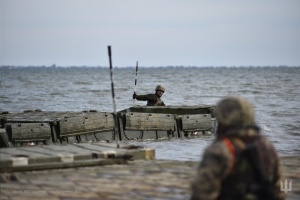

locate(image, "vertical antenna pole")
[[108, 46, 120, 147], [133, 61, 138, 105]]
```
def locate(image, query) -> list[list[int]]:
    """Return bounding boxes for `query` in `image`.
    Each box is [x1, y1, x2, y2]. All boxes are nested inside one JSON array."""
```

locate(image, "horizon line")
[[1, 65, 299, 69]]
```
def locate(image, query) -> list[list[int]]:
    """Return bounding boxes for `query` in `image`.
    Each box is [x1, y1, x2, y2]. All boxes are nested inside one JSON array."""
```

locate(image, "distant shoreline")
[[1, 65, 299, 69]]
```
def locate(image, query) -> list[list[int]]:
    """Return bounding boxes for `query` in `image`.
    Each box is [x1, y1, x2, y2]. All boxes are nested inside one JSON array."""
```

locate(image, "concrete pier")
[[0, 149, 299, 199]]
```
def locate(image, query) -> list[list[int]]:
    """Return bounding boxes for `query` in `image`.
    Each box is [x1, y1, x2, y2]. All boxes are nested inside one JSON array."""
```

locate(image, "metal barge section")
[[118, 105, 216, 140], [0, 105, 217, 148]]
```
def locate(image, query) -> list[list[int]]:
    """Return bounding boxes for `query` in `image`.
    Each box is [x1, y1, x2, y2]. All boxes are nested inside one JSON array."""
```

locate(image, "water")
[[0, 66, 299, 160]]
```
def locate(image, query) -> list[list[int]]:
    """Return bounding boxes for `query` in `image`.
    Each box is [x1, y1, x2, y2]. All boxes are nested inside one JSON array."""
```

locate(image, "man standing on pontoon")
[[133, 85, 166, 106]]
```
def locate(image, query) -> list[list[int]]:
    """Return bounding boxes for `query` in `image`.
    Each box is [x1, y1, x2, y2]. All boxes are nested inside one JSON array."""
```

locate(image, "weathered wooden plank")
[[0, 147, 50, 157], [22, 146, 87, 156], [0, 152, 12, 160], [0, 142, 155, 172], [9, 123, 51, 141], [125, 112, 176, 131], [35, 144, 97, 154], [59, 112, 114, 137], [71, 143, 118, 152], [84, 112, 114, 131], [88, 142, 125, 149], [59, 116, 85, 136], [0, 158, 128, 173], [181, 114, 212, 131]]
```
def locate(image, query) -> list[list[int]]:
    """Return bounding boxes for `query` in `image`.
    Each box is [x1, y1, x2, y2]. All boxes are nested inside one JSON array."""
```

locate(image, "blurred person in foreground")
[[190, 96, 285, 200], [133, 85, 166, 106]]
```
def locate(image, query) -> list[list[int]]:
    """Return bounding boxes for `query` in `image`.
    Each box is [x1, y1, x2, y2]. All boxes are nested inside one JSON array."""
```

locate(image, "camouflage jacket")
[[136, 94, 165, 106], [190, 127, 285, 200]]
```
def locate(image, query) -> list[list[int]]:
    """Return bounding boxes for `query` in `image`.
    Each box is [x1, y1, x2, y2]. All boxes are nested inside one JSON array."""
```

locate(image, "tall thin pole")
[[108, 46, 120, 147], [133, 61, 138, 105]]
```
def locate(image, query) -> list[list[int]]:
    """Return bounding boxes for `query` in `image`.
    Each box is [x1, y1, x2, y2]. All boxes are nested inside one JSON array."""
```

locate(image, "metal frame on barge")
[[0, 105, 216, 148]]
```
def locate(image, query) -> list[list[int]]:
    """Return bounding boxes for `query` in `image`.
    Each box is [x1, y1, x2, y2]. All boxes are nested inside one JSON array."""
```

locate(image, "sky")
[[0, 0, 300, 67]]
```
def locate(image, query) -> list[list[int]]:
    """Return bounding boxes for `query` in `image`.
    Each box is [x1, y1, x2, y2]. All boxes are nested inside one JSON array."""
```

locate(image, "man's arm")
[[135, 94, 156, 101]]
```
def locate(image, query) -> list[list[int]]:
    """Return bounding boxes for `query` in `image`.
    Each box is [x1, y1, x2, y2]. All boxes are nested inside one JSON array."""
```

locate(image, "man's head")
[[155, 85, 165, 97], [214, 96, 255, 130]]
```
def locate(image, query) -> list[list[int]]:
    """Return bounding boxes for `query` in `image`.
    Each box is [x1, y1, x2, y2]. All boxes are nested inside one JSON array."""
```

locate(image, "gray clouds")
[[1, 0, 299, 66]]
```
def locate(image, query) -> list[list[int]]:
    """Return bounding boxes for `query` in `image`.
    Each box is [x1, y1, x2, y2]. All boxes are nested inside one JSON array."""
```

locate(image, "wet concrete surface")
[[0, 156, 299, 200]]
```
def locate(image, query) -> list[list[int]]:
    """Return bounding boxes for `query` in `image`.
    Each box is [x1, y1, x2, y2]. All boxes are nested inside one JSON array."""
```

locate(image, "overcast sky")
[[0, 0, 299, 67]]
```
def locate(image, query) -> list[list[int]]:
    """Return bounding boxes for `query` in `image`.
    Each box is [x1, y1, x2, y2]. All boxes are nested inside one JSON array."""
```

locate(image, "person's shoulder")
[[201, 140, 233, 177], [203, 140, 230, 158], [258, 135, 279, 156], [259, 135, 274, 146]]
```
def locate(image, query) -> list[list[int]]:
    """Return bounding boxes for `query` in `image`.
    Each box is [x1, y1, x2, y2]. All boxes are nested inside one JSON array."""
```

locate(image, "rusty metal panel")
[[59, 116, 85, 136], [181, 114, 212, 131], [59, 112, 115, 137], [84, 112, 114, 132], [10, 123, 51, 141], [125, 112, 175, 131]]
